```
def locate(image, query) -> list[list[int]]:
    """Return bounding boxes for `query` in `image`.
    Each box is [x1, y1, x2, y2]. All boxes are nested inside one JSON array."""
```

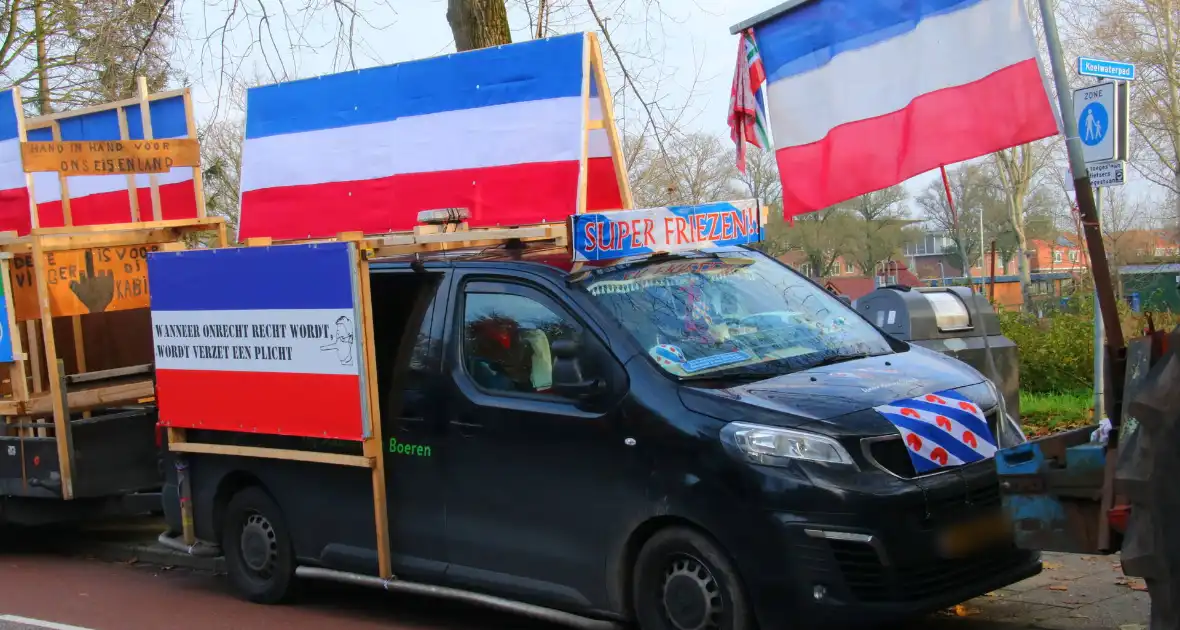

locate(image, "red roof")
[[824, 277, 879, 300]]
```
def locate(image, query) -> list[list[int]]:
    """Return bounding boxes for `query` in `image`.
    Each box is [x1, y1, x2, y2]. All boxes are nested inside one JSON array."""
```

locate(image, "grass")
[[1020, 390, 1095, 437]]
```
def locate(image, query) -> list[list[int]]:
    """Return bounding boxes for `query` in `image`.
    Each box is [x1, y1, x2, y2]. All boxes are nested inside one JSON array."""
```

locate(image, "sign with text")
[[148, 242, 369, 441], [1077, 57, 1135, 81], [1087, 160, 1126, 188], [1073, 82, 1121, 165], [571, 200, 764, 262], [20, 138, 200, 175], [10, 244, 162, 321]]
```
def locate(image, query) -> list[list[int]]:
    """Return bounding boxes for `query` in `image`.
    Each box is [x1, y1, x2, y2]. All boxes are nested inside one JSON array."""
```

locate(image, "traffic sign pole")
[[1036, 0, 1126, 435]]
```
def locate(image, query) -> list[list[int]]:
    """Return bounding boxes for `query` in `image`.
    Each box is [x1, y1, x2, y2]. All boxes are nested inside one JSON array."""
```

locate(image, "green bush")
[[999, 293, 1180, 395]]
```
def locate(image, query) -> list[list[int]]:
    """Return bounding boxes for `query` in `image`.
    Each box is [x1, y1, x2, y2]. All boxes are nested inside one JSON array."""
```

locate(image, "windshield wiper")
[[677, 371, 778, 383], [808, 352, 875, 368]]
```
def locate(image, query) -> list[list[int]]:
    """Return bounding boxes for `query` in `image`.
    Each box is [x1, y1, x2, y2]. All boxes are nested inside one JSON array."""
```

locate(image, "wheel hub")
[[240, 513, 278, 576], [662, 555, 723, 630]]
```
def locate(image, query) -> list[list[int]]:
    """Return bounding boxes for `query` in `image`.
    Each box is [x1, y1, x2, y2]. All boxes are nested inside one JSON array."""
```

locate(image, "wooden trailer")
[[0, 81, 224, 523]]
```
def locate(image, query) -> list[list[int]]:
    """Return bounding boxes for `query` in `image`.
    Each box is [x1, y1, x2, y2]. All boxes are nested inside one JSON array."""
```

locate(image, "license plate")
[[938, 512, 1013, 558]]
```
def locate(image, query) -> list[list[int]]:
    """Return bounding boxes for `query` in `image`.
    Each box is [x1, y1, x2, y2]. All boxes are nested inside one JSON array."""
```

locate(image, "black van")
[[164, 243, 1037, 630]]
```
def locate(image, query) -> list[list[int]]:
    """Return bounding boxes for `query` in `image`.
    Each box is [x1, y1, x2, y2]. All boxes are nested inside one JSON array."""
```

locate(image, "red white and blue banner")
[[743, 0, 1060, 219], [0, 89, 31, 234], [238, 33, 623, 240], [875, 390, 998, 474], [571, 199, 763, 262], [10, 95, 199, 234], [148, 242, 369, 441], [728, 29, 769, 174]]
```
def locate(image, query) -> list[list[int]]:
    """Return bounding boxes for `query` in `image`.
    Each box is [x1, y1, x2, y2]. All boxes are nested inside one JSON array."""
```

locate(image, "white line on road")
[[0, 615, 95, 630]]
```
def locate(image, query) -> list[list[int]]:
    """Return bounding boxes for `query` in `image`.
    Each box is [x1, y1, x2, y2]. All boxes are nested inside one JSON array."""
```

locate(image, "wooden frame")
[[0, 217, 227, 499], [577, 33, 635, 215]]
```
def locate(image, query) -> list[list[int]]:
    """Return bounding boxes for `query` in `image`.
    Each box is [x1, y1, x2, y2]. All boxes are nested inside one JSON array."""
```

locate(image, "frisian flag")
[[874, 389, 998, 474], [0, 90, 30, 234], [727, 28, 769, 174], [740, 0, 1060, 219]]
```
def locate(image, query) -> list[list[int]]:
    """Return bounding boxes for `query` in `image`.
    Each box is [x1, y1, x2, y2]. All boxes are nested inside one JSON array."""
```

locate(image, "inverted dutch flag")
[[148, 243, 366, 441], [752, 0, 1060, 218], [24, 95, 199, 231], [238, 33, 623, 241], [0, 89, 32, 234], [875, 389, 997, 474]]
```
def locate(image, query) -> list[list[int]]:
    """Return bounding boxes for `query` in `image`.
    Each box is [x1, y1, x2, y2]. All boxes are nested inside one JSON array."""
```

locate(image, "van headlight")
[[721, 422, 856, 467]]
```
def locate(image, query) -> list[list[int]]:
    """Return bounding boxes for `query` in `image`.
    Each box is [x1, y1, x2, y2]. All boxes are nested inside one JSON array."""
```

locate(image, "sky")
[[173, 0, 1160, 216]]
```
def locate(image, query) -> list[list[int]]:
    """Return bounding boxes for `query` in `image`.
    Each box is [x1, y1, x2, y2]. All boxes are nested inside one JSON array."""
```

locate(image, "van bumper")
[[745, 515, 1041, 629]]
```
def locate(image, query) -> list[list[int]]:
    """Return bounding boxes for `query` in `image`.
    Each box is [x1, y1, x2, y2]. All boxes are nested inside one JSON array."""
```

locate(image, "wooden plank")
[[217, 222, 229, 247], [576, 33, 592, 216], [168, 442, 374, 468], [31, 234, 73, 498], [116, 106, 141, 222], [244, 237, 272, 247], [50, 122, 73, 226], [589, 34, 635, 210], [20, 139, 201, 175], [25, 321, 42, 394], [23, 88, 189, 128], [63, 363, 151, 385], [379, 225, 559, 246], [138, 78, 163, 221], [1, 258, 29, 404], [40, 228, 184, 252], [587, 119, 605, 130], [25, 378, 156, 415], [355, 253, 392, 579], [181, 88, 207, 219], [28, 216, 224, 236], [12, 87, 40, 230]]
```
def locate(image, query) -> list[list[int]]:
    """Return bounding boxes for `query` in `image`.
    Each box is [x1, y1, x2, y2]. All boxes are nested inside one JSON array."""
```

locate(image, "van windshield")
[[576, 250, 894, 379]]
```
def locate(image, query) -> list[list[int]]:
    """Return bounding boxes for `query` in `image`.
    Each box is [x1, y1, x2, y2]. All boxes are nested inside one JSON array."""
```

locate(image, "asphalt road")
[[0, 525, 1149, 630]]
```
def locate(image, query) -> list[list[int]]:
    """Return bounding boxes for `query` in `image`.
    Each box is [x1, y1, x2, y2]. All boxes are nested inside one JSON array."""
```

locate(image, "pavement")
[[0, 524, 1153, 630]]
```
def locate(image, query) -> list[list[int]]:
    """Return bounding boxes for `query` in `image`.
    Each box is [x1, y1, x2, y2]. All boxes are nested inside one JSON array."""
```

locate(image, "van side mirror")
[[551, 339, 606, 400]]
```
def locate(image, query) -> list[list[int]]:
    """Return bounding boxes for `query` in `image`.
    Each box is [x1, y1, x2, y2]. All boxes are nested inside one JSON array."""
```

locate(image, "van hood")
[[678, 346, 989, 436]]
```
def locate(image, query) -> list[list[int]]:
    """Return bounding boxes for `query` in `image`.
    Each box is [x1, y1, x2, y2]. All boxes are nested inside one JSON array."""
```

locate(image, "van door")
[[375, 269, 452, 580], [440, 273, 632, 610]]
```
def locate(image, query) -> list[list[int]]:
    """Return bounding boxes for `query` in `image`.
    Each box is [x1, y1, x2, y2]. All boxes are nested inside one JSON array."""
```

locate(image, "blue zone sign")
[[571, 200, 764, 262]]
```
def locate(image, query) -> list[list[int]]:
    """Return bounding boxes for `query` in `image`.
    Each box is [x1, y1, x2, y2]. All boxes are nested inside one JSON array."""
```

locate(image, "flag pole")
[[939, 164, 971, 287], [1035, 0, 1124, 423]]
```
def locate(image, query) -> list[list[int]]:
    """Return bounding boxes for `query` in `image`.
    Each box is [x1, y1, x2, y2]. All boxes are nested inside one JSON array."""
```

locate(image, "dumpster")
[[855, 285, 1020, 422]]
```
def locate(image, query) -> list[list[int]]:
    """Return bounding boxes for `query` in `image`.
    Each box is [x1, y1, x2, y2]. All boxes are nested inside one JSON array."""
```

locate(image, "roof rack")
[[240, 220, 569, 259]]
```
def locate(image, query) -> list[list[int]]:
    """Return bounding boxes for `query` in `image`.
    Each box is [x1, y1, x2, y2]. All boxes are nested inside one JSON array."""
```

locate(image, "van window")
[[575, 250, 893, 378], [462, 292, 577, 395]]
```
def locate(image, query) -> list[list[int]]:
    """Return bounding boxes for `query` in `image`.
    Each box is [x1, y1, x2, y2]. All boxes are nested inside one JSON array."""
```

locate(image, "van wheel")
[[222, 486, 296, 604], [632, 527, 754, 630]]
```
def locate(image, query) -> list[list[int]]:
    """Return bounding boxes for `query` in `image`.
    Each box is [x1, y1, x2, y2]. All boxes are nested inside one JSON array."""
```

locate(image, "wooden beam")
[[243, 237, 273, 247], [1, 257, 29, 405], [63, 363, 152, 385], [29, 216, 224, 236], [25, 378, 156, 415], [23, 88, 189, 128], [12, 87, 40, 230], [168, 442, 374, 468], [589, 34, 635, 210], [576, 33, 592, 215], [138, 77, 163, 222], [356, 253, 391, 579], [116, 106, 142, 222], [39, 228, 185, 252], [50, 121, 73, 226], [31, 235, 72, 499], [181, 88, 207, 219]]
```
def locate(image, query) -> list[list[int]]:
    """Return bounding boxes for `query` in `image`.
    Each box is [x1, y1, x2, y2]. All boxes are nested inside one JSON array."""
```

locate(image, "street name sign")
[[1077, 57, 1135, 81]]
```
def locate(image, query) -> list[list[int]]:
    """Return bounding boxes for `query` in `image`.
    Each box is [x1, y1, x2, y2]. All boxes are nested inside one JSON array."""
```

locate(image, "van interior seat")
[[521, 329, 552, 391]]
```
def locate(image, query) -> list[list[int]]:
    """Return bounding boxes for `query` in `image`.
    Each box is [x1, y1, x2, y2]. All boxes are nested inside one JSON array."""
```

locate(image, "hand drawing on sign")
[[320, 315, 355, 366], [69, 250, 115, 313]]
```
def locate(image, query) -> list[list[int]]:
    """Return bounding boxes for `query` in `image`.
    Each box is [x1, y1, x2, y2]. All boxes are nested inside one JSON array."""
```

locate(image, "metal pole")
[[1093, 187, 1104, 423], [1037, 0, 1125, 423]]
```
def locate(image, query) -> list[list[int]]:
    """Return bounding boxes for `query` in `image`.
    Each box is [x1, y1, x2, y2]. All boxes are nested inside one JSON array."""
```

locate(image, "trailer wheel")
[[223, 486, 296, 604], [632, 527, 754, 630]]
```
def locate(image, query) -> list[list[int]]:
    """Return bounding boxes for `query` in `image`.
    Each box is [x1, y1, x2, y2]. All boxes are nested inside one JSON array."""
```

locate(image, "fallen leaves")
[[1043, 561, 1063, 570], [952, 604, 980, 617], [1049, 584, 1070, 591]]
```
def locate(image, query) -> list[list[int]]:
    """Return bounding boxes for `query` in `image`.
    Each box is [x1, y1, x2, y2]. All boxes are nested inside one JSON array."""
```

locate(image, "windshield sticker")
[[680, 351, 752, 373], [873, 390, 998, 474]]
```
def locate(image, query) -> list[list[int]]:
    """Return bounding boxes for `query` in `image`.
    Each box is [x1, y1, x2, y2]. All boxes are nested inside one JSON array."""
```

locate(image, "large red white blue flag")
[[745, 0, 1060, 219], [1, 95, 200, 234], [148, 242, 368, 441], [875, 389, 998, 474], [0, 90, 30, 233], [238, 33, 623, 240]]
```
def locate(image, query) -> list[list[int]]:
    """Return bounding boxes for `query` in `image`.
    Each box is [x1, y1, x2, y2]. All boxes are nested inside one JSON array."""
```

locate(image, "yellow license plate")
[[938, 512, 1013, 558]]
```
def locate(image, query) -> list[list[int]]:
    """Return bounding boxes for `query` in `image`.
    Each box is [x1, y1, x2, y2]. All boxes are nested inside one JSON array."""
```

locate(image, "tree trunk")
[[33, 0, 51, 114], [447, 0, 512, 52]]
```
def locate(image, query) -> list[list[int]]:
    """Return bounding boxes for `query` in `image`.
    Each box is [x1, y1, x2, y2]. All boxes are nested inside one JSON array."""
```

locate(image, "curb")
[[78, 540, 225, 574]]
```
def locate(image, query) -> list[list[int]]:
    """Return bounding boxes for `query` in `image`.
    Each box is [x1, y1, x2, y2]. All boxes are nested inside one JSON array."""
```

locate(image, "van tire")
[[632, 527, 754, 630], [222, 486, 296, 604]]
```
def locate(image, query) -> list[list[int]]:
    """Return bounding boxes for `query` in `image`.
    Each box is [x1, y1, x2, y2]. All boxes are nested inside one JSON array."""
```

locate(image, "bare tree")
[[766, 207, 856, 278], [199, 117, 244, 236], [736, 147, 782, 206], [626, 132, 741, 207], [838, 185, 915, 275], [915, 163, 1009, 275], [448, 0, 512, 51], [992, 140, 1055, 308]]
